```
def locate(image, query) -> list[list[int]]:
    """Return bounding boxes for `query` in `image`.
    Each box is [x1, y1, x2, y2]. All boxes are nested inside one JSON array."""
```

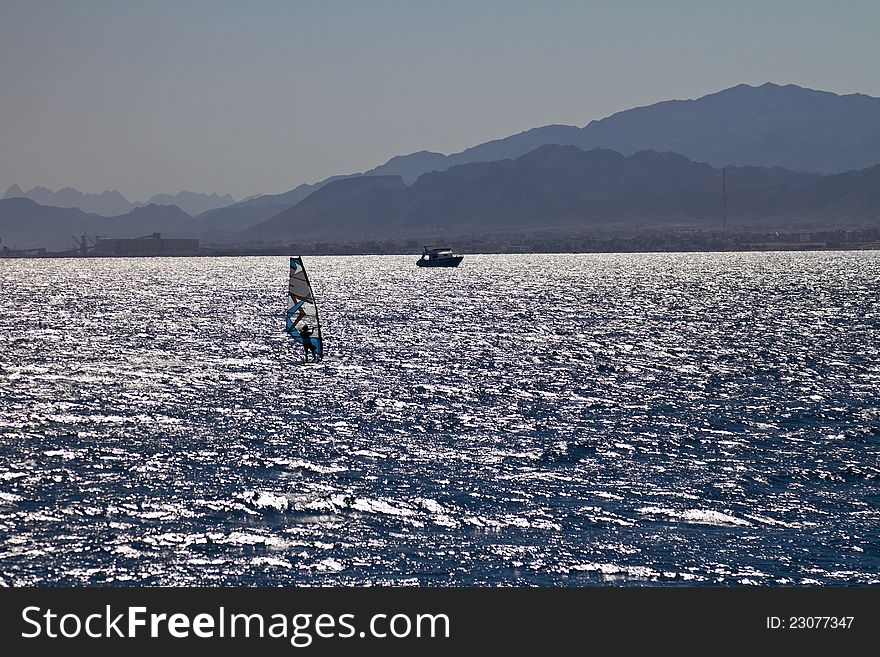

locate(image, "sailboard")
[[285, 256, 323, 361]]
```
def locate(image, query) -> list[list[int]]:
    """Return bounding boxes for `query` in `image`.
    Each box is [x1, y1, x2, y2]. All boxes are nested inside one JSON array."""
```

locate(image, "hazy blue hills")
[[4, 145, 877, 250], [230, 82, 880, 224], [2, 185, 237, 217], [239, 175, 407, 243], [574, 83, 880, 174], [239, 145, 875, 243], [4, 82, 878, 249], [4, 82, 876, 233], [365, 150, 455, 184], [190, 175, 357, 238], [145, 191, 235, 216], [0, 199, 195, 250], [2, 185, 136, 216], [120, 203, 192, 229], [0, 195, 278, 249], [0, 198, 99, 249], [232, 175, 354, 209], [364, 83, 880, 184], [790, 163, 880, 218], [189, 204, 287, 241]]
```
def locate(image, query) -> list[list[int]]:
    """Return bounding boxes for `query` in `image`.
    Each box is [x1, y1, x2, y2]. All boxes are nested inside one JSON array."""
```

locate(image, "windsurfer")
[[299, 325, 318, 361]]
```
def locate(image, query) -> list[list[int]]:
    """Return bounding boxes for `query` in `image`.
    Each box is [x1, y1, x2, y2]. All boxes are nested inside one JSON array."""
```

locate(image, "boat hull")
[[416, 256, 463, 267]]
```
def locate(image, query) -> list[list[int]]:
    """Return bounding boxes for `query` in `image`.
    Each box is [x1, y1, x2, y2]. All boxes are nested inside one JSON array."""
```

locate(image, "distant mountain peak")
[[1, 185, 137, 216], [145, 191, 236, 215], [0, 185, 236, 217], [575, 81, 880, 173], [366, 150, 451, 184], [127, 203, 190, 218]]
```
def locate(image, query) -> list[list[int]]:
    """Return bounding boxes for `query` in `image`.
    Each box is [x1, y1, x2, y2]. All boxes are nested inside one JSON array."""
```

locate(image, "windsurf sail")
[[285, 256, 323, 359]]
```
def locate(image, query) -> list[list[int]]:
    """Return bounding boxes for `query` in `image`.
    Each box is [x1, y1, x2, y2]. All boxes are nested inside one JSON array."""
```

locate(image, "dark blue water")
[[1, 252, 878, 585]]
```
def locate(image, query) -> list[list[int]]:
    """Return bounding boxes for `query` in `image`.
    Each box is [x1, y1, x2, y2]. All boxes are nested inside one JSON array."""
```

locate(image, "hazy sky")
[[1, 0, 878, 201]]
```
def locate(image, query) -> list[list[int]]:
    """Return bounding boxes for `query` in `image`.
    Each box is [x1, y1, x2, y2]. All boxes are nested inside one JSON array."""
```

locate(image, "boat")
[[285, 256, 324, 361], [415, 246, 464, 267]]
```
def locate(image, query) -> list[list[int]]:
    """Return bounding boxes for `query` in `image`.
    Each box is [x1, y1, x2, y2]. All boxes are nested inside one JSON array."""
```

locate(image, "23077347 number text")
[[766, 616, 854, 629]]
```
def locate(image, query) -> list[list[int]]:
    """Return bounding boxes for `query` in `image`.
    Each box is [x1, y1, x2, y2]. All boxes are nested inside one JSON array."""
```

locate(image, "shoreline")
[[2, 243, 879, 259], [3, 227, 879, 259]]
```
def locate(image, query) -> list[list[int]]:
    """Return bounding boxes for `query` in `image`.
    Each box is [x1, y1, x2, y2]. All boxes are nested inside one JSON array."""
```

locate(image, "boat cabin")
[[416, 246, 464, 267]]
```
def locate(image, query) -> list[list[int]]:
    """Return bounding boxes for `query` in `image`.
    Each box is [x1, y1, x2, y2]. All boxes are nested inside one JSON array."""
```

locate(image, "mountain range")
[[363, 82, 880, 183], [1, 82, 878, 250], [239, 146, 878, 243], [209, 82, 880, 228], [2, 185, 236, 217], [0, 200, 194, 250], [3, 145, 878, 250]]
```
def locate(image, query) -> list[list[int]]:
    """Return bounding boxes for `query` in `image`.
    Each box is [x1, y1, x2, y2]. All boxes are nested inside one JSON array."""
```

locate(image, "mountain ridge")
[[239, 145, 871, 244], [3, 145, 878, 250], [3, 185, 237, 217], [231, 82, 879, 221], [363, 83, 880, 185], [4, 82, 879, 246], [0, 198, 194, 250]]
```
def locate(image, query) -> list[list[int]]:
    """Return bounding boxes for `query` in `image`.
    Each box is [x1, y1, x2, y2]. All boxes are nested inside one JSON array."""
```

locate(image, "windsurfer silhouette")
[[299, 325, 318, 362]]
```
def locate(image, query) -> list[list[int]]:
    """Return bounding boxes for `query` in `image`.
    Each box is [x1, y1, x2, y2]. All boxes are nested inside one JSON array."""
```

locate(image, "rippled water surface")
[[1, 252, 879, 586]]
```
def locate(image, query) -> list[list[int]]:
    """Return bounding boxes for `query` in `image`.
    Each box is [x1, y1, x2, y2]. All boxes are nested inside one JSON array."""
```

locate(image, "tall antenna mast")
[[722, 167, 727, 231]]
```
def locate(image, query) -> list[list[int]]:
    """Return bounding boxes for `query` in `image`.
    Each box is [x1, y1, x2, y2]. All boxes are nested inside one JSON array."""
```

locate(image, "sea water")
[[0, 252, 878, 585]]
